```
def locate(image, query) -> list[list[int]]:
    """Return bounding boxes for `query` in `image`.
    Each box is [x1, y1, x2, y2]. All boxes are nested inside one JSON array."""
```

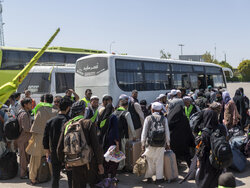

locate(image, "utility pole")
[[109, 41, 115, 54], [224, 53, 227, 62], [214, 43, 217, 60], [178, 44, 184, 55], [0, 1, 4, 46]]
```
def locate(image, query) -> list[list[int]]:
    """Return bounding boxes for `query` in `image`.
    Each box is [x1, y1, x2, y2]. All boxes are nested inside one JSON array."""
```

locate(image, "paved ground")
[[227, 82, 250, 99], [1, 82, 250, 188], [0, 159, 249, 188]]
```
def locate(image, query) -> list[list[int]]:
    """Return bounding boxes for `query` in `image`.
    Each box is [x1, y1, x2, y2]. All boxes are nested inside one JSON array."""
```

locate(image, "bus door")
[[190, 73, 206, 89], [192, 66, 206, 89], [206, 74, 214, 87]]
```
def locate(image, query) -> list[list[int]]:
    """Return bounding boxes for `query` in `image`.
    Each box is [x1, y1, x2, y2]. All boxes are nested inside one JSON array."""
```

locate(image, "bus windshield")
[[17, 73, 51, 94]]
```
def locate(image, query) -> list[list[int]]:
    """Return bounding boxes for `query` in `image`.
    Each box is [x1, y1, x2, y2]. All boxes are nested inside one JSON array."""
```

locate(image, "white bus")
[[17, 65, 75, 103], [75, 54, 228, 104]]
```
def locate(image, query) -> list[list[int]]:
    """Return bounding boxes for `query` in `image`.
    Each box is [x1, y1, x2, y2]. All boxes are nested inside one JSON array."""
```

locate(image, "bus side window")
[[50, 53, 65, 63], [1, 50, 23, 69], [38, 53, 50, 63], [190, 74, 198, 89], [21, 51, 36, 65], [116, 71, 143, 91], [173, 74, 190, 89], [55, 73, 75, 93]]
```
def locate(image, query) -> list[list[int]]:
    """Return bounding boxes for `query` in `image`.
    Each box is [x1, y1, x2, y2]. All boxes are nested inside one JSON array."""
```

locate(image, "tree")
[[218, 60, 233, 70], [160, 49, 171, 59], [238, 59, 250, 81], [202, 51, 215, 63]]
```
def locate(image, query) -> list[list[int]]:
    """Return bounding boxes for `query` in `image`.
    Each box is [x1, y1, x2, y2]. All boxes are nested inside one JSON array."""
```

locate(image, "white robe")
[[144, 146, 165, 180]]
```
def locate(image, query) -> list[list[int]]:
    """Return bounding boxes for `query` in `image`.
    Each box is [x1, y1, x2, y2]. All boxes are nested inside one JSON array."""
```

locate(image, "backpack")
[[147, 115, 165, 147], [63, 119, 92, 167], [37, 156, 51, 183], [3, 110, 25, 140], [189, 111, 203, 134], [206, 128, 233, 169], [114, 111, 129, 139]]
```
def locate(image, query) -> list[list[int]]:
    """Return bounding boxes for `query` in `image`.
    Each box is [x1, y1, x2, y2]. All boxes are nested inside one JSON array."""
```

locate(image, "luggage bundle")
[[164, 150, 178, 182], [37, 156, 51, 183], [229, 135, 248, 172], [0, 151, 18, 180], [228, 126, 245, 139], [125, 140, 141, 171], [133, 155, 147, 176]]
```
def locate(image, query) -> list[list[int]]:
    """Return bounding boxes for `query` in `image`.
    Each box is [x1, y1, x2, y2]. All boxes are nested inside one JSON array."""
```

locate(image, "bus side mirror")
[[222, 67, 233, 78]]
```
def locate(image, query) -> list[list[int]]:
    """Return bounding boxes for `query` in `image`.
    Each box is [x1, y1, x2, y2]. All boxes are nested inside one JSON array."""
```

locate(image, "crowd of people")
[[0, 86, 249, 188]]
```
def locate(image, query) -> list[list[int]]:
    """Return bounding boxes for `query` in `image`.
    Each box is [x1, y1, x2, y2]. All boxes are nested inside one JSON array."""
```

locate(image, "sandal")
[[27, 180, 38, 186]]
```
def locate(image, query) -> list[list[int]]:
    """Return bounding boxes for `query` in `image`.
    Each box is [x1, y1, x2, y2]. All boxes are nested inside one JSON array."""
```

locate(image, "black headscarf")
[[98, 104, 113, 125], [167, 104, 186, 130], [233, 89, 247, 127], [234, 89, 242, 97], [202, 109, 218, 130]]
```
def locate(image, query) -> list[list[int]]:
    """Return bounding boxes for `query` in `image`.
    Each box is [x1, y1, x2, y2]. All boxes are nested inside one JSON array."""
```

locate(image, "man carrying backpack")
[[114, 99, 136, 170], [17, 98, 33, 179], [141, 102, 170, 184], [57, 101, 104, 188], [43, 97, 72, 188]]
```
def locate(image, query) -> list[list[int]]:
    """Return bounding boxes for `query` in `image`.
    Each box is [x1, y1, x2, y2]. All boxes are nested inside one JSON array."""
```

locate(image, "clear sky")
[[2, 0, 250, 67]]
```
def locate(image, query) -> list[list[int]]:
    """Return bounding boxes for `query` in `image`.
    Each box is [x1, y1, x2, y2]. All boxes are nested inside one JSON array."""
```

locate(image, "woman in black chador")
[[167, 104, 195, 167], [195, 109, 226, 188]]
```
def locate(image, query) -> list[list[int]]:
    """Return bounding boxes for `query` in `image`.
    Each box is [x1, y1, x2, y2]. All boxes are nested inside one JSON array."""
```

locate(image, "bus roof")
[[28, 65, 75, 73], [0, 46, 107, 55], [77, 54, 223, 68]]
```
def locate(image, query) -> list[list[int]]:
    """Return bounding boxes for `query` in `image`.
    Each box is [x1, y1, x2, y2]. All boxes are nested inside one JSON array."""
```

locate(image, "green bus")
[[0, 46, 106, 86]]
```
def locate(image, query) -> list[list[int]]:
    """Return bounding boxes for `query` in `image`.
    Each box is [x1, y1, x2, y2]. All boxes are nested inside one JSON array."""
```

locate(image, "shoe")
[[20, 175, 28, 179], [146, 178, 153, 183], [155, 179, 164, 185]]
